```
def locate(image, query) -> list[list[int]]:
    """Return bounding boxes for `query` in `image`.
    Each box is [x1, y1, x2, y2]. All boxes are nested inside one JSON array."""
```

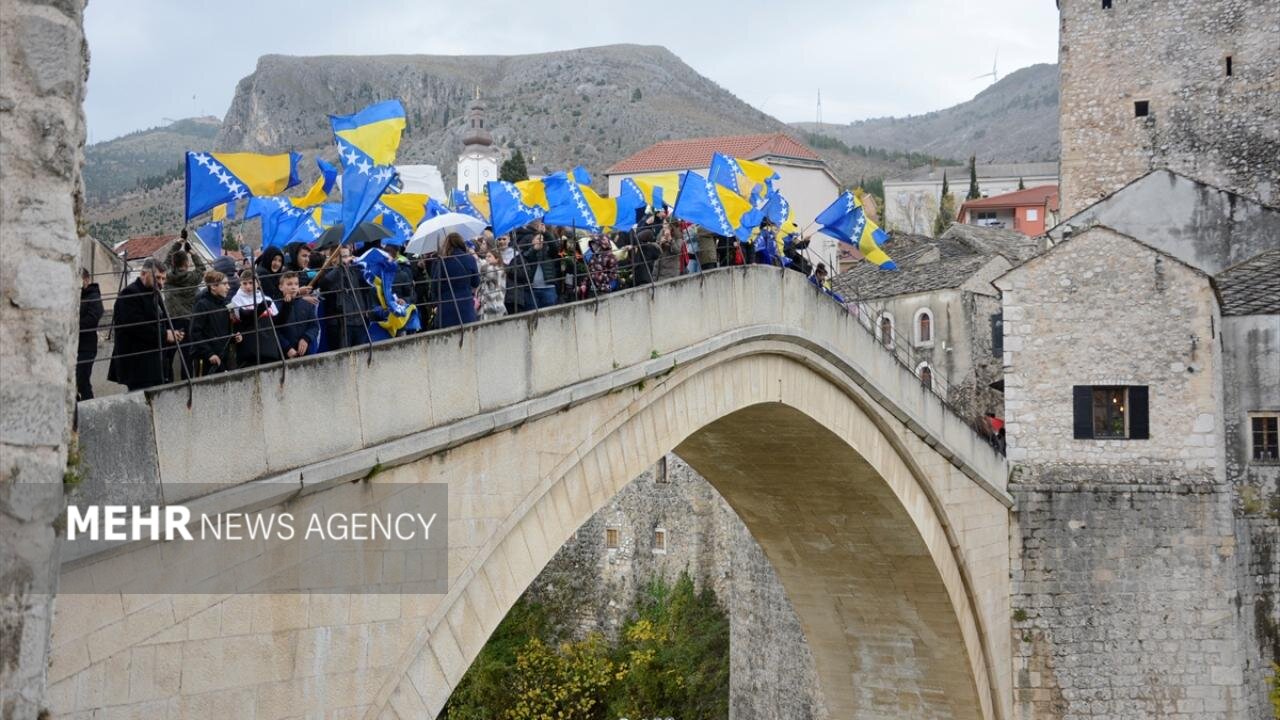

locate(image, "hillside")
[[83, 117, 220, 204], [82, 45, 987, 244], [794, 63, 1059, 166]]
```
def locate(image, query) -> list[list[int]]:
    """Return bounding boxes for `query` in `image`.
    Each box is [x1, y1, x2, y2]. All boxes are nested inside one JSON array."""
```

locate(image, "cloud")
[[84, 0, 1058, 142]]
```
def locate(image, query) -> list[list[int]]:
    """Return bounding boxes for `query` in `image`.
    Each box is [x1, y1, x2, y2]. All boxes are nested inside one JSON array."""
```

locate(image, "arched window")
[[916, 362, 934, 390], [877, 314, 895, 350], [913, 308, 935, 347]]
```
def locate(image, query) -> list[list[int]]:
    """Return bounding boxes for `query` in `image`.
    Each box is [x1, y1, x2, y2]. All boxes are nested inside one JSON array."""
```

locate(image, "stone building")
[[830, 224, 1041, 421], [996, 171, 1280, 717], [524, 454, 828, 720], [1057, 0, 1280, 215]]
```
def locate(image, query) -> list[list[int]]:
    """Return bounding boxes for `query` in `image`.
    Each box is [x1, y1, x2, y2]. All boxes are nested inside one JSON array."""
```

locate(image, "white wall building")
[[884, 162, 1058, 236], [455, 88, 501, 193]]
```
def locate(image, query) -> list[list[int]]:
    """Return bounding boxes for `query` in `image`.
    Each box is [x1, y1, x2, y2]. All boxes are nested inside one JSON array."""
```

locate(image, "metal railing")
[[75, 228, 1005, 454]]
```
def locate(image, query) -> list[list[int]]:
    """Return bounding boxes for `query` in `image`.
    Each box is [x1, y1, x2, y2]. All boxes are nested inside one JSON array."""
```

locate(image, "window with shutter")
[[1073, 386, 1094, 439], [1073, 385, 1149, 440]]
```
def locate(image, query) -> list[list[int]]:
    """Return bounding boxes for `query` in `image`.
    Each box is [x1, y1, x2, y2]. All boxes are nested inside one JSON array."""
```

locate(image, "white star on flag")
[[357, 159, 372, 175]]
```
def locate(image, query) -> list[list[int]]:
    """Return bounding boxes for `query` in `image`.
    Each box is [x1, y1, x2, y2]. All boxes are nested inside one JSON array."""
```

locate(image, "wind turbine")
[[971, 50, 999, 84]]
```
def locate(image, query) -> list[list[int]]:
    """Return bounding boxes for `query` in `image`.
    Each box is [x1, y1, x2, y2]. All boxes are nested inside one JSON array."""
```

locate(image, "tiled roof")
[[1214, 249, 1280, 316], [606, 133, 821, 174], [831, 234, 1000, 300], [941, 223, 1045, 264], [958, 185, 1059, 215], [116, 234, 178, 260], [890, 161, 1058, 184]]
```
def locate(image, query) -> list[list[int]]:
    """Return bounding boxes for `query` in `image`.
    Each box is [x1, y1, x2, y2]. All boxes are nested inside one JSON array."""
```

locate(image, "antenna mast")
[[816, 89, 823, 127]]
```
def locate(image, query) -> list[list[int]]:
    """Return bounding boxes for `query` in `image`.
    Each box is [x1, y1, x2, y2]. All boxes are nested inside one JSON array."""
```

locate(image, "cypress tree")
[[966, 155, 981, 200], [934, 171, 956, 237], [1017, 176, 1026, 190], [500, 149, 529, 183]]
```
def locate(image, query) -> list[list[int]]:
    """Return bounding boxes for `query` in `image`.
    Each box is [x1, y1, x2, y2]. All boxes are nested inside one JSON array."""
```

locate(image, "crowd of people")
[[79, 209, 837, 398]]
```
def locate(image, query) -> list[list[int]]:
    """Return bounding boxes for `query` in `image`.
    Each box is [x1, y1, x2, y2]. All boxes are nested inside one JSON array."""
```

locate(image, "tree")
[[631, 88, 643, 102], [966, 155, 981, 200], [1017, 176, 1026, 191], [500, 149, 529, 183], [934, 171, 957, 236]]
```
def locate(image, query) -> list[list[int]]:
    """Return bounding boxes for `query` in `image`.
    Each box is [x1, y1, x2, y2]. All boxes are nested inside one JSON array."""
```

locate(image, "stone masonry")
[[0, 1, 88, 719], [1057, 0, 1280, 215], [998, 227, 1252, 717], [526, 453, 828, 720]]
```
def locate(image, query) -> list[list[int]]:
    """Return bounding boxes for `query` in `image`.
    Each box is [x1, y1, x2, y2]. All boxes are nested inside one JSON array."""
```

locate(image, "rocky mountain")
[[83, 116, 220, 204], [83, 46, 1047, 244], [794, 63, 1059, 166]]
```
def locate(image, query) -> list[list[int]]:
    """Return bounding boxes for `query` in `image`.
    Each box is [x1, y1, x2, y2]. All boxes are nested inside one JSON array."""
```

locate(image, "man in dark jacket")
[[515, 222, 560, 311], [108, 258, 180, 392], [629, 229, 662, 286], [77, 268, 104, 400], [276, 271, 320, 357]]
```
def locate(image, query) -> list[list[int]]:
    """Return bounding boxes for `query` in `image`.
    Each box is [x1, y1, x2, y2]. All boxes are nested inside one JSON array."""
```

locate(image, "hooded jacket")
[[253, 247, 285, 300]]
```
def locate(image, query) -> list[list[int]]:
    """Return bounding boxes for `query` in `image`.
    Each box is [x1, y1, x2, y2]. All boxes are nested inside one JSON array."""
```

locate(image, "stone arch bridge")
[[59, 266, 1013, 719]]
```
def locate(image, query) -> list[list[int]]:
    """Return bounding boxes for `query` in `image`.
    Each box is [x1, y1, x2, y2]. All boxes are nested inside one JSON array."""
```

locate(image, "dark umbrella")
[[316, 222, 392, 250]]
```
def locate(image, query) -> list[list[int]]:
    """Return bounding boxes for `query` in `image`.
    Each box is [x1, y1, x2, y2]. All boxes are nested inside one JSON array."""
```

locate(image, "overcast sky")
[[84, 0, 1059, 143]]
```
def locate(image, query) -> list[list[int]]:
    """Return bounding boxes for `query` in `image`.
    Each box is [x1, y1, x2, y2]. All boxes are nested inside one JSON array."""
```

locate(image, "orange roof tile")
[[116, 234, 179, 260], [957, 185, 1059, 218], [606, 132, 821, 174]]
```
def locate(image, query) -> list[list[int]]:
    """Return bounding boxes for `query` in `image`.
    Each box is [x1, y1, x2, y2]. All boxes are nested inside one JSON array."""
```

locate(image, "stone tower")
[[455, 86, 501, 192], [1057, 0, 1280, 215]]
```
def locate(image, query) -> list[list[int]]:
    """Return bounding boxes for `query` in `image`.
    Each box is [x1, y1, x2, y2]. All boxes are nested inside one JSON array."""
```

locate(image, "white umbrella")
[[406, 213, 487, 255]]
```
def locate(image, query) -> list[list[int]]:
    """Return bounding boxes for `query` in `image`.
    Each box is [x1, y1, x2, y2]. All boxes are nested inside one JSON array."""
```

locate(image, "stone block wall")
[[526, 454, 828, 720], [998, 227, 1223, 471], [1058, 0, 1280, 215], [0, 1, 88, 718], [1010, 468, 1246, 718]]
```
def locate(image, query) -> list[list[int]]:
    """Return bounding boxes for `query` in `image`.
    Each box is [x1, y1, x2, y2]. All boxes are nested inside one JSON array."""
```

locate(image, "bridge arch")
[[58, 267, 1011, 719], [372, 341, 1000, 719]]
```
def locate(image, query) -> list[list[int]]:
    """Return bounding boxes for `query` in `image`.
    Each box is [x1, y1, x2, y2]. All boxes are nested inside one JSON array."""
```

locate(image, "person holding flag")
[[814, 191, 897, 270]]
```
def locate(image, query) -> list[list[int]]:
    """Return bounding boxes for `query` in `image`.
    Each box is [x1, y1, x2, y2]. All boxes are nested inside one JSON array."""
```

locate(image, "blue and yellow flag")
[[451, 189, 488, 222], [210, 201, 237, 222], [543, 174, 637, 232], [708, 153, 776, 205], [194, 221, 223, 258], [672, 171, 763, 242], [425, 197, 449, 220], [357, 247, 420, 340], [816, 192, 895, 270], [290, 158, 339, 209], [246, 197, 310, 249], [374, 193, 431, 246], [487, 179, 549, 236], [185, 151, 301, 221], [330, 100, 407, 167], [331, 101, 406, 244], [618, 177, 665, 214]]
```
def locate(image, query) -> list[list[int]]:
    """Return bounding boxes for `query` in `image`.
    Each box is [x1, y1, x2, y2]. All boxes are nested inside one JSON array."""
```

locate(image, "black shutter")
[[991, 313, 1004, 357], [1128, 386, 1149, 439], [1073, 386, 1094, 439]]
